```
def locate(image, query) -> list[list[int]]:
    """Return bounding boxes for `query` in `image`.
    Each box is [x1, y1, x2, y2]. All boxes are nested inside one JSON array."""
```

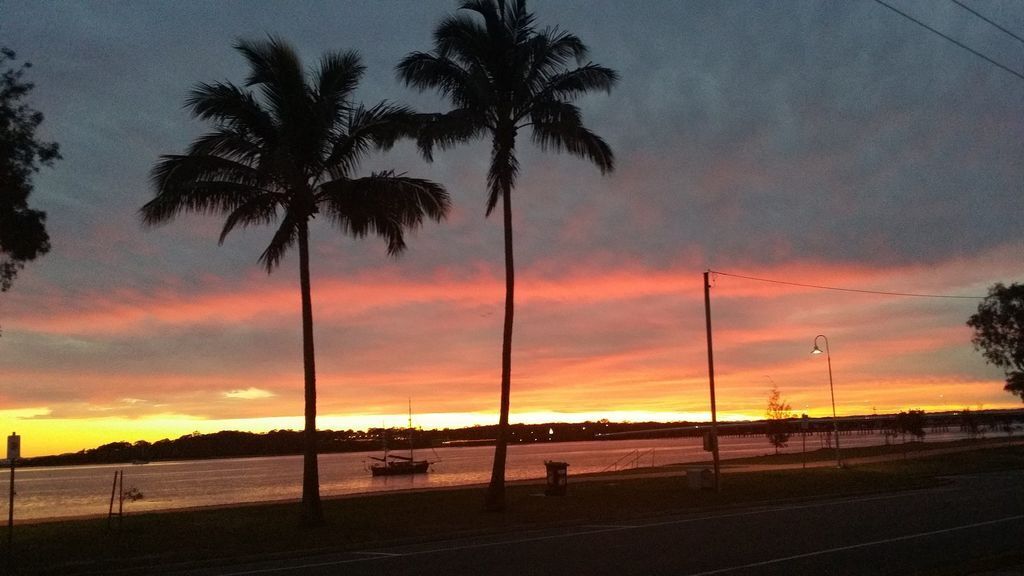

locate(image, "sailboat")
[[369, 401, 431, 476]]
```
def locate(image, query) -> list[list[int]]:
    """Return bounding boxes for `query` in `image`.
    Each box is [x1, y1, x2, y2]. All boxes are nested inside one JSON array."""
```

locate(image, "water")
[[5, 430, 975, 521]]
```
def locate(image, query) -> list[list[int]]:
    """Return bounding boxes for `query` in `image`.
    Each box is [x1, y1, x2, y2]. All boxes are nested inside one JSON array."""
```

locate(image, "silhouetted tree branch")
[[967, 283, 1024, 402], [0, 47, 60, 292]]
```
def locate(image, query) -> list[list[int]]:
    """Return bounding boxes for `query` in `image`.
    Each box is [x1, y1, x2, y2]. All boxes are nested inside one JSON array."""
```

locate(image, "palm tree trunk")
[[485, 178, 515, 512], [297, 221, 324, 525]]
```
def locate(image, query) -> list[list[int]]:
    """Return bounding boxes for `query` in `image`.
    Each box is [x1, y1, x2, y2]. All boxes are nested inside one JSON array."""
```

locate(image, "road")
[[181, 469, 1023, 576]]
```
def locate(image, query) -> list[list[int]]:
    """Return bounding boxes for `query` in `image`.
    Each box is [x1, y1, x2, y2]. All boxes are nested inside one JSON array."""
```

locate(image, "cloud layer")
[[2, 0, 1022, 455]]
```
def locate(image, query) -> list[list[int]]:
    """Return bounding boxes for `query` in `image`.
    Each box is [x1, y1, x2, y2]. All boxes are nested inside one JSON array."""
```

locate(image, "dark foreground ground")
[[7, 441, 1024, 575], [179, 469, 1023, 576]]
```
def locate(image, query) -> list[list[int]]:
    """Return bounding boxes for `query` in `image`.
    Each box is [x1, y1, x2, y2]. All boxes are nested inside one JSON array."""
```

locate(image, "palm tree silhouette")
[[398, 0, 616, 511], [142, 38, 450, 525]]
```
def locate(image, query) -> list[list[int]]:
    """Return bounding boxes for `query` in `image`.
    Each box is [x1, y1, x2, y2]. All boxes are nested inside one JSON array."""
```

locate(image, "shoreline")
[[6, 443, 1022, 576], [10, 435, 1020, 526]]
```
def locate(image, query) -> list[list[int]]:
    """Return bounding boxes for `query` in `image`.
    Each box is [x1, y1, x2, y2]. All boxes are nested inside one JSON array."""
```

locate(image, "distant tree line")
[[17, 420, 757, 467], [20, 409, 1022, 468], [22, 422, 675, 466], [23, 430, 373, 466]]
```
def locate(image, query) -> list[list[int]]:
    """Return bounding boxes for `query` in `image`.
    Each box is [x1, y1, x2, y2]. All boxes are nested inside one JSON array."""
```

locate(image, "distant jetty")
[[440, 439, 496, 447]]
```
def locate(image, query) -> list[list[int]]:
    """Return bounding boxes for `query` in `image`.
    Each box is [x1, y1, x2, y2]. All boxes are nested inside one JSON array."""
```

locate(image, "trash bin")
[[544, 460, 569, 496], [686, 466, 714, 490]]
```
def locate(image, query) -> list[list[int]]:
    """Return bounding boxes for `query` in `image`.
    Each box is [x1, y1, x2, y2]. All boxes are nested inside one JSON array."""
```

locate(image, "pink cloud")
[[4, 245, 1020, 430]]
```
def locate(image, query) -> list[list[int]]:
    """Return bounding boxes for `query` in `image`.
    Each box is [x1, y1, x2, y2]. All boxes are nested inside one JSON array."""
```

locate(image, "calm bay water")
[[7, 430, 972, 521]]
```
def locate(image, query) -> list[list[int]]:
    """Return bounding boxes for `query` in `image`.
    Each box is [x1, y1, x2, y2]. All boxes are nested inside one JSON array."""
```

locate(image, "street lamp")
[[812, 335, 842, 468]]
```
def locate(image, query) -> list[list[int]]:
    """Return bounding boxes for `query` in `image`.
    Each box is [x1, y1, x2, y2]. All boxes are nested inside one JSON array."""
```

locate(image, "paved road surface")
[[179, 469, 1023, 576]]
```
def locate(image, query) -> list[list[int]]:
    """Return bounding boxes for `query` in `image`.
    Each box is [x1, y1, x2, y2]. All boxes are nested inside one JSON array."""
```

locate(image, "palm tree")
[[398, 0, 616, 511], [142, 38, 450, 525]]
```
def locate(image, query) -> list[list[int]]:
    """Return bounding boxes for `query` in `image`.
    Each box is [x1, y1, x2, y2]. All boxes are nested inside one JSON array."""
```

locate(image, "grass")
[[7, 442, 1023, 575], [701, 434, 1021, 466]]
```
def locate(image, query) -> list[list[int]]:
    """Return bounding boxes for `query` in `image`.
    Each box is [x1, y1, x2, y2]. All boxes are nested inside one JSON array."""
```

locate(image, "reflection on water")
[[5, 431, 974, 521]]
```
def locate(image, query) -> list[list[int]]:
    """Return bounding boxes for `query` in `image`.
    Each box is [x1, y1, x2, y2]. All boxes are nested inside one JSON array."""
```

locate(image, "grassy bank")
[[7, 443, 1023, 575], [703, 435, 1022, 467]]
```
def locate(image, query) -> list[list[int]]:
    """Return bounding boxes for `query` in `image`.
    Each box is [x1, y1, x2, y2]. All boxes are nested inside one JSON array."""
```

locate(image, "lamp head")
[[811, 344, 823, 355]]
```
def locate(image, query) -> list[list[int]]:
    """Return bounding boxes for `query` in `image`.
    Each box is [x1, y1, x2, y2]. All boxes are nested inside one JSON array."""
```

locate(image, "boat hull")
[[370, 460, 430, 476]]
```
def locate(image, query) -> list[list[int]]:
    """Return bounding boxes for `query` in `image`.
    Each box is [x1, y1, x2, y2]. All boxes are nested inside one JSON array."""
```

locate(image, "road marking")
[[352, 551, 402, 557], [582, 524, 635, 529], [682, 515, 1024, 576], [220, 557, 384, 575], [217, 526, 632, 575], [625, 487, 959, 530], [217, 486, 973, 575]]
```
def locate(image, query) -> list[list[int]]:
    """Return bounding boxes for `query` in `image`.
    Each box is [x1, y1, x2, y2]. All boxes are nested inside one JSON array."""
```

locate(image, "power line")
[[951, 0, 1024, 46], [872, 0, 1024, 82], [708, 269, 986, 299]]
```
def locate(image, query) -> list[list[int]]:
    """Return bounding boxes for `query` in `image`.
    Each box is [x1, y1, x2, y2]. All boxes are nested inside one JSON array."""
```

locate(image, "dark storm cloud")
[[526, 0, 1024, 267], [6, 0, 1022, 287]]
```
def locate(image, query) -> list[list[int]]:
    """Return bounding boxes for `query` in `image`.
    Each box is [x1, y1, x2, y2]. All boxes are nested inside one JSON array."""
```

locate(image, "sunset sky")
[[3, 1, 1023, 457]]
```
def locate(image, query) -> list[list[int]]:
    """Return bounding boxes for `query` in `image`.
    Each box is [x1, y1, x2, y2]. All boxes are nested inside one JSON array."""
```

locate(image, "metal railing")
[[600, 448, 655, 473]]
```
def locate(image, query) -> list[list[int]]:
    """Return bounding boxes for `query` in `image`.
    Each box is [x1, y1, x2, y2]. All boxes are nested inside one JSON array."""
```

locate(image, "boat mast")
[[408, 398, 414, 461]]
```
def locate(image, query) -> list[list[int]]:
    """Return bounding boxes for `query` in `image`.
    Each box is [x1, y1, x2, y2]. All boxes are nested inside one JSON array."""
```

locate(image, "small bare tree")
[[960, 408, 982, 440], [999, 418, 1015, 445], [896, 410, 927, 443], [766, 386, 793, 455]]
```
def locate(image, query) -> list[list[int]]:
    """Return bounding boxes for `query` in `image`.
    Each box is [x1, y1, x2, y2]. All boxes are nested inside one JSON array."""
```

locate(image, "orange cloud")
[[3, 246, 1021, 455]]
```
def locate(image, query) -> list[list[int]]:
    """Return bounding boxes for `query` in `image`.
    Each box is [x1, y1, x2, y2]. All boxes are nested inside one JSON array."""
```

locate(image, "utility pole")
[[703, 272, 721, 491]]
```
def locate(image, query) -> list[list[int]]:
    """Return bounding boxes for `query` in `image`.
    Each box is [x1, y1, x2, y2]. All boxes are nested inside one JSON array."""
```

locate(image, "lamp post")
[[811, 335, 842, 468]]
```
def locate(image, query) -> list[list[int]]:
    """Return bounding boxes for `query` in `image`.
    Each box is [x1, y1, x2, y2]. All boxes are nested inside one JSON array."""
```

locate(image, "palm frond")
[[463, 0, 533, 48], [485, 141, 518, 216], [528, 97, 581, 126], [524, 29, 588, 94], [218, 194, 281, 245], [538, 28, 587, 67], [313, 51, 364, 147], [318, 171, 450, 256], [235, 36, 303, 90], [434, 12, 492, 70], [142, 154, 266, 226], [456, 1, 503, 45], [537, 64, 618, 103], [185, 82, 274, 140], [459, 0, 498, 17], [530, 102, 613, 174], [324, 102, 418, 180], [504, 0, 536, 46], [188, 129, 263, 164], [314, 50, 363, 105], [150, 154, 263, 190], [397, 52, 482, 109], [234, 37, 307, 129], [257, 210, 300, 272], [415, 110, 487, 162]]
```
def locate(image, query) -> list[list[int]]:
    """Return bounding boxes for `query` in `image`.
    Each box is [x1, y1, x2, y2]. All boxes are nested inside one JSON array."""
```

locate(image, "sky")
[[2, 0, 1023, 457]]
